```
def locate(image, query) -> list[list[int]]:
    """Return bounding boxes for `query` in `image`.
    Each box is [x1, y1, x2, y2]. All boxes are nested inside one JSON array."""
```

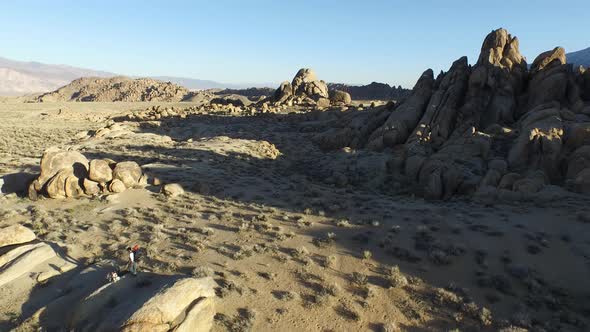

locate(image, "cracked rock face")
[[314, 28, 590, 199]]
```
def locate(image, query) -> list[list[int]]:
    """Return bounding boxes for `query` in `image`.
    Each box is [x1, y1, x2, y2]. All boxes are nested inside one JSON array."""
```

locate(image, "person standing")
[[127, 246, 138, 276]]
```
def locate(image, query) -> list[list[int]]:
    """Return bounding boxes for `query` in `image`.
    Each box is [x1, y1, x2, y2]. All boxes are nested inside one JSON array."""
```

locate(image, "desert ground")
[[1, 99, 589, 331]]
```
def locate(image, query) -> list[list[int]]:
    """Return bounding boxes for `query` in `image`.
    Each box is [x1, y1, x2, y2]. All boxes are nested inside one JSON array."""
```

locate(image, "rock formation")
[[0, 225, 216, 331], [28, 147, 146, 199], [37, 76, 190, 102], [314, 28, 590, 200], [270, 68, 350, 108]]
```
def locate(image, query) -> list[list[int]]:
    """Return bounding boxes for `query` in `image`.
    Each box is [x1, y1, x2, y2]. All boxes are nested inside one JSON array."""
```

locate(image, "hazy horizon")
[[2, 0, 589, 88]]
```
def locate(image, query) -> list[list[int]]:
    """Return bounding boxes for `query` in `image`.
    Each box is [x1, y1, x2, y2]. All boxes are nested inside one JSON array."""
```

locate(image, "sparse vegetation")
[[350, 272, 368, 286], [386, 266, 408, 288]]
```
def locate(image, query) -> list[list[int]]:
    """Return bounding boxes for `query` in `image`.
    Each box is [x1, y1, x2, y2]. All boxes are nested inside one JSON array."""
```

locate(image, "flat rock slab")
[[0, 242, 56, 288], [0, 224, 36, 248]]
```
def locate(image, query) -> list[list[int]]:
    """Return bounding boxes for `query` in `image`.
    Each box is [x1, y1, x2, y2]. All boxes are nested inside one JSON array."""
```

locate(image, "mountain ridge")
[[567, 47, 590, 67]]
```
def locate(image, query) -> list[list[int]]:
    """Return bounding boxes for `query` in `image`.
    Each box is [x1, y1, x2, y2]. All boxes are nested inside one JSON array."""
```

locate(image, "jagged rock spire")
[[477, 28, 526, 69]]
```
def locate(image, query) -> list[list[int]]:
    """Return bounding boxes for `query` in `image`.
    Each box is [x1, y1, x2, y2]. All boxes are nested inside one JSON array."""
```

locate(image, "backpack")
[[131, 245, 143, 262]]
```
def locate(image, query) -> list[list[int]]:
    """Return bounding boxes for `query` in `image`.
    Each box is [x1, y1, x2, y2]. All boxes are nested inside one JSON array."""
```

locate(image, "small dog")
[[106, 271, 120, 283]]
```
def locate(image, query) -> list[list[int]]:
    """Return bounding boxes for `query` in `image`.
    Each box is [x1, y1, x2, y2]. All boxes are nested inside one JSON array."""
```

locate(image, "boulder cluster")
[[125, 105, 196, 121], [0, 225, 216, 331], [269, 68, 352, 108], [28, 147, 145, 200], [315, 28, 590, 200]]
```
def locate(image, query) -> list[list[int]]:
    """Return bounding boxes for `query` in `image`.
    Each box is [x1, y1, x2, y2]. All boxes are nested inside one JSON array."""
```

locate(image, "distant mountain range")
[[0, 56, 268, 96], [2, 48, 588, 97], [0, 57, 113, 96], [567, 47, 590, 67]]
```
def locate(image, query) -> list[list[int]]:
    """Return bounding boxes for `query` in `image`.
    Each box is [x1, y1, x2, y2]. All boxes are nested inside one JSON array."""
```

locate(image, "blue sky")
[[1, 0, 589, 87]]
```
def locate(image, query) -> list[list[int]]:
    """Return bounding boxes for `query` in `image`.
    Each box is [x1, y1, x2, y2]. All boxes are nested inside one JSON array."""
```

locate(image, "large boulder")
[[108, 179, 126, 193], [531, 47, 566, 73], [112, 161, 142, 188], [29, 147, 89, 198], [83, 178, 101, 196], [45, 168, 86, 199], [329, 90, 352, 105], [526, 47, 575, 112], [162, 183, 185, 197], [69, 276, 216, 332], [272, 81, 293, 103], [0, 224, 36, 248], [88, 159, 113, 184]]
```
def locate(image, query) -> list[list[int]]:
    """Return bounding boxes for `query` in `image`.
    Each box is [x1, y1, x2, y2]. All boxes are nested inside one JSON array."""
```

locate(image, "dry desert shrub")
[[380, 322, 401, 332], [334, 303, 360, 321], [192, 266, 214, 278], [196, 226, 215, 236], [386, 265, 408, 288], [336, 219, 351, 227], [214, 308, 257, 332], [292, 246, 310, 259], [272, 290, 297, 301], [216, 278, 244, 298], [321, 255, 337, 268], [312, 232, 336, 248], [351, 272, 368, 286]]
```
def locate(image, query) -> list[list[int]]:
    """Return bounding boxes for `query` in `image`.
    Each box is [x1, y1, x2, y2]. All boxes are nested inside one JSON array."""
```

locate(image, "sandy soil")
[[1, 100, 590, 331]]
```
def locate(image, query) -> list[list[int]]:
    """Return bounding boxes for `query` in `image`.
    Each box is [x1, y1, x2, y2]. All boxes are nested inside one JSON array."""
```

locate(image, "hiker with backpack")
[[127, 245, 141, 276]]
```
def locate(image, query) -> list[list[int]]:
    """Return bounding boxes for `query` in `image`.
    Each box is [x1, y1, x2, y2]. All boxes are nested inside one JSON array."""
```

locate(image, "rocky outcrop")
[[37, 76, 190, 102], [269, 69, 347, 108], [292, 68, 329, 100], [313, 28, 590, 200], [329, 90, 352, 105], [28, 147, 145, 199], [69, 276, 215, 332], [0, 226, 77, 289], [0, 226, 215, 332]]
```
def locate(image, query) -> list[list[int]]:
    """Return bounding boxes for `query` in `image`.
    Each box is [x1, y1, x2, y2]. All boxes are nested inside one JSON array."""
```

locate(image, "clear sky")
[[1, 0, 589, 87]]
